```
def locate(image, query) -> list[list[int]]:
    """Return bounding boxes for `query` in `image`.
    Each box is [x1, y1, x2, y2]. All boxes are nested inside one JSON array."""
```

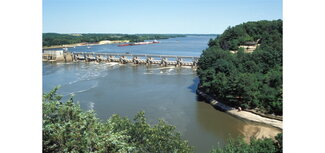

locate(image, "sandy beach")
[[197, 89, 283, 130]]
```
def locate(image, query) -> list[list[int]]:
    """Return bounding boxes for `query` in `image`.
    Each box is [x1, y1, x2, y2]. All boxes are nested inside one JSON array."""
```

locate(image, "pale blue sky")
[[43, 0, 282, 34]]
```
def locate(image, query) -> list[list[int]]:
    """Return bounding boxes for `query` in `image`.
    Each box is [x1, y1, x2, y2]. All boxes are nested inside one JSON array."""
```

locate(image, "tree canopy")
[[208, 19, 282, 51], [198, 20, 283, 115], [211, 133, 283, 153], [43, 87, 193, 153]]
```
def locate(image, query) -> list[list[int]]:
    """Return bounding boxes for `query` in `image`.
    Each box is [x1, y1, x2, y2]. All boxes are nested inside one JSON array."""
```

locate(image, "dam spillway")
[[44, 51, 200, 67]]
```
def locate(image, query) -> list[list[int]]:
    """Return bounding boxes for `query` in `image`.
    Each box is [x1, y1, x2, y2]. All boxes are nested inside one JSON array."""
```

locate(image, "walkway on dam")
[[57, 51, 201, 67]]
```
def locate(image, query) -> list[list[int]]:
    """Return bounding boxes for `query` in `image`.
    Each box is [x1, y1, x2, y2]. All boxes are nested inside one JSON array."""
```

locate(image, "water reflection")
[[187, 77, 200, 93]]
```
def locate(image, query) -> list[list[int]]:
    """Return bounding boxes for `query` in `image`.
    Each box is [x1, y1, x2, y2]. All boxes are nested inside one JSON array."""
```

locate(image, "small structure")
[[238, 39, 261, 53], [42, 50, 64, 61]]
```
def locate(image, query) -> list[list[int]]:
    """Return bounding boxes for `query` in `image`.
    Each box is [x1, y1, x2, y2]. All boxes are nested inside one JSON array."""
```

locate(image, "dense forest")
[[42, 33, 185, 47], [43, 88, 282, 153], [197, 20, 283, 115]]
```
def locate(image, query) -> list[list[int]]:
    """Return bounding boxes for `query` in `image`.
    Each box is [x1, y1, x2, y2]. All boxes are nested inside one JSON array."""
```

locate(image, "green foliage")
[[43, 88, 134, 153], [209, 19, 282, 51], [42, 33, 185, 47], [274, 133, 283, 153], [108, 112, 193, 153], [198, 20, 282, 115], [43, 87, 193, 153], [211, 133, 283, 153]]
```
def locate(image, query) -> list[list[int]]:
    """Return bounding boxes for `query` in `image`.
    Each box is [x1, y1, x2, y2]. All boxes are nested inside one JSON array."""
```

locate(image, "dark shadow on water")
[[196, 90, 235, 112], [187, 77, 199, 93], [196, 94, 205, 101], [196, 96, 228, 113]]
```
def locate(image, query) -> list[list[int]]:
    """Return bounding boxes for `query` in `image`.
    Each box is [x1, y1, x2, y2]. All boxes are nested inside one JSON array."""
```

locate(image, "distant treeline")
[[42, 33, 186, 47], [186, 34, 219, 36], [198, 20, 283, 115]]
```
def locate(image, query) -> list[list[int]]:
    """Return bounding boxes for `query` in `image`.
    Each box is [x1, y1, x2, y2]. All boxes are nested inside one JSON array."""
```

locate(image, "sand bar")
[[197, 90, 283, 130]]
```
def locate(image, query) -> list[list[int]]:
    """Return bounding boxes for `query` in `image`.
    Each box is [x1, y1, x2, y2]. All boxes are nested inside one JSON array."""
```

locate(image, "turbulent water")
[[43, 36, 281, 153]]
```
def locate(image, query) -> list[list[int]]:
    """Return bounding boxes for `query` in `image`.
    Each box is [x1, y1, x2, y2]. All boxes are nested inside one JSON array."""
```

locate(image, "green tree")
[[43, 87, 134, 153], [43, 87, 193, 153], [211, 133, 283, 153]]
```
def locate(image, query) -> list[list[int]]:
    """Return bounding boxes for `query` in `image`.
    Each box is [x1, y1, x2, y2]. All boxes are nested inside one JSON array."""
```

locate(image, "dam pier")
[[43, 51, 199, 67]]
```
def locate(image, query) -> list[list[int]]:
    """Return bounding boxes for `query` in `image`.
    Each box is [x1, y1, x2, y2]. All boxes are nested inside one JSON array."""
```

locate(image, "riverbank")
[[43, 43, 97, 49], [196, 89, 283, 130], [43, 40, 130, 49]]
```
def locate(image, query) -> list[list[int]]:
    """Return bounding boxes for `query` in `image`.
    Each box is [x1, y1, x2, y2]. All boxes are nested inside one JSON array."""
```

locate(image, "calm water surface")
[[43, 36, 281, 153]]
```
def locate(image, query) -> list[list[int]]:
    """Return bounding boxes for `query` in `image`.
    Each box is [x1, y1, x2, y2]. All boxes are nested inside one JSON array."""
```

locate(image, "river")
[[43, 36, 281, 153]]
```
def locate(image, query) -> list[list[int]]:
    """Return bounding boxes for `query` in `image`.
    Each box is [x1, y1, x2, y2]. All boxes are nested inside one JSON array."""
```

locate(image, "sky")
[[43, 0, 282, 34]]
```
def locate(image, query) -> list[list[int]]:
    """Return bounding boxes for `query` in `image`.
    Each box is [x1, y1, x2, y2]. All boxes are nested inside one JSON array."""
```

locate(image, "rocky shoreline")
[[196, 89, 283, 130]]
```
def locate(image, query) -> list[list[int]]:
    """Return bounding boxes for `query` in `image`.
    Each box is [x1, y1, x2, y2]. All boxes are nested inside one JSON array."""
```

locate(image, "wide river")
[[43, 36, 281, 153]]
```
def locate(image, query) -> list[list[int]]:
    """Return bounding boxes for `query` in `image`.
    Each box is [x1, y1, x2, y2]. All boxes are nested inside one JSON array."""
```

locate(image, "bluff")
[[197, 20, 283, 115]]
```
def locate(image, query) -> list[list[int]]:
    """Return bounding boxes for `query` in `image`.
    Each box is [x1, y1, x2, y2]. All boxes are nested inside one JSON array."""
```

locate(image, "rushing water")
[[43, 36, 281, 153]]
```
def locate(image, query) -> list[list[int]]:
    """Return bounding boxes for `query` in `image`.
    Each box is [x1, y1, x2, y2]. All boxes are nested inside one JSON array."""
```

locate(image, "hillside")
[[197, 20, 283, 115], [208, 19, 282, 52]]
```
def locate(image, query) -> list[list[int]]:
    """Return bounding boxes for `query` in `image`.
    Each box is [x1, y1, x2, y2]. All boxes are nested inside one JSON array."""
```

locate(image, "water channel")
[[43, 36, 281, 153]]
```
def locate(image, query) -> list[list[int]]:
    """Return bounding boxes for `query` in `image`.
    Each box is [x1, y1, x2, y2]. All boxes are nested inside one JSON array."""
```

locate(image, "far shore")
[[43, 40, 130, 49], [43, 43, 92, 49], [196, 89, 283, 130]]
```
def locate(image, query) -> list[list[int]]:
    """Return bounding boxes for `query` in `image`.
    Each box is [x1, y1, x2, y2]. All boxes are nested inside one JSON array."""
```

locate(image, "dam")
[[43, 51, 200, 67]]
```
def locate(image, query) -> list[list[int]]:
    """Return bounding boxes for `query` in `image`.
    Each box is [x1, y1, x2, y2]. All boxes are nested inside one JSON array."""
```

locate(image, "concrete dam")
[[43, 51, 200, 67]]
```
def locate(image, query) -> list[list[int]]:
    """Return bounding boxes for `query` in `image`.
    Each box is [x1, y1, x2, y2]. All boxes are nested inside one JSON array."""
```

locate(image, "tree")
[[43, 87, 193, 153], [211, 133, 283, 153]]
